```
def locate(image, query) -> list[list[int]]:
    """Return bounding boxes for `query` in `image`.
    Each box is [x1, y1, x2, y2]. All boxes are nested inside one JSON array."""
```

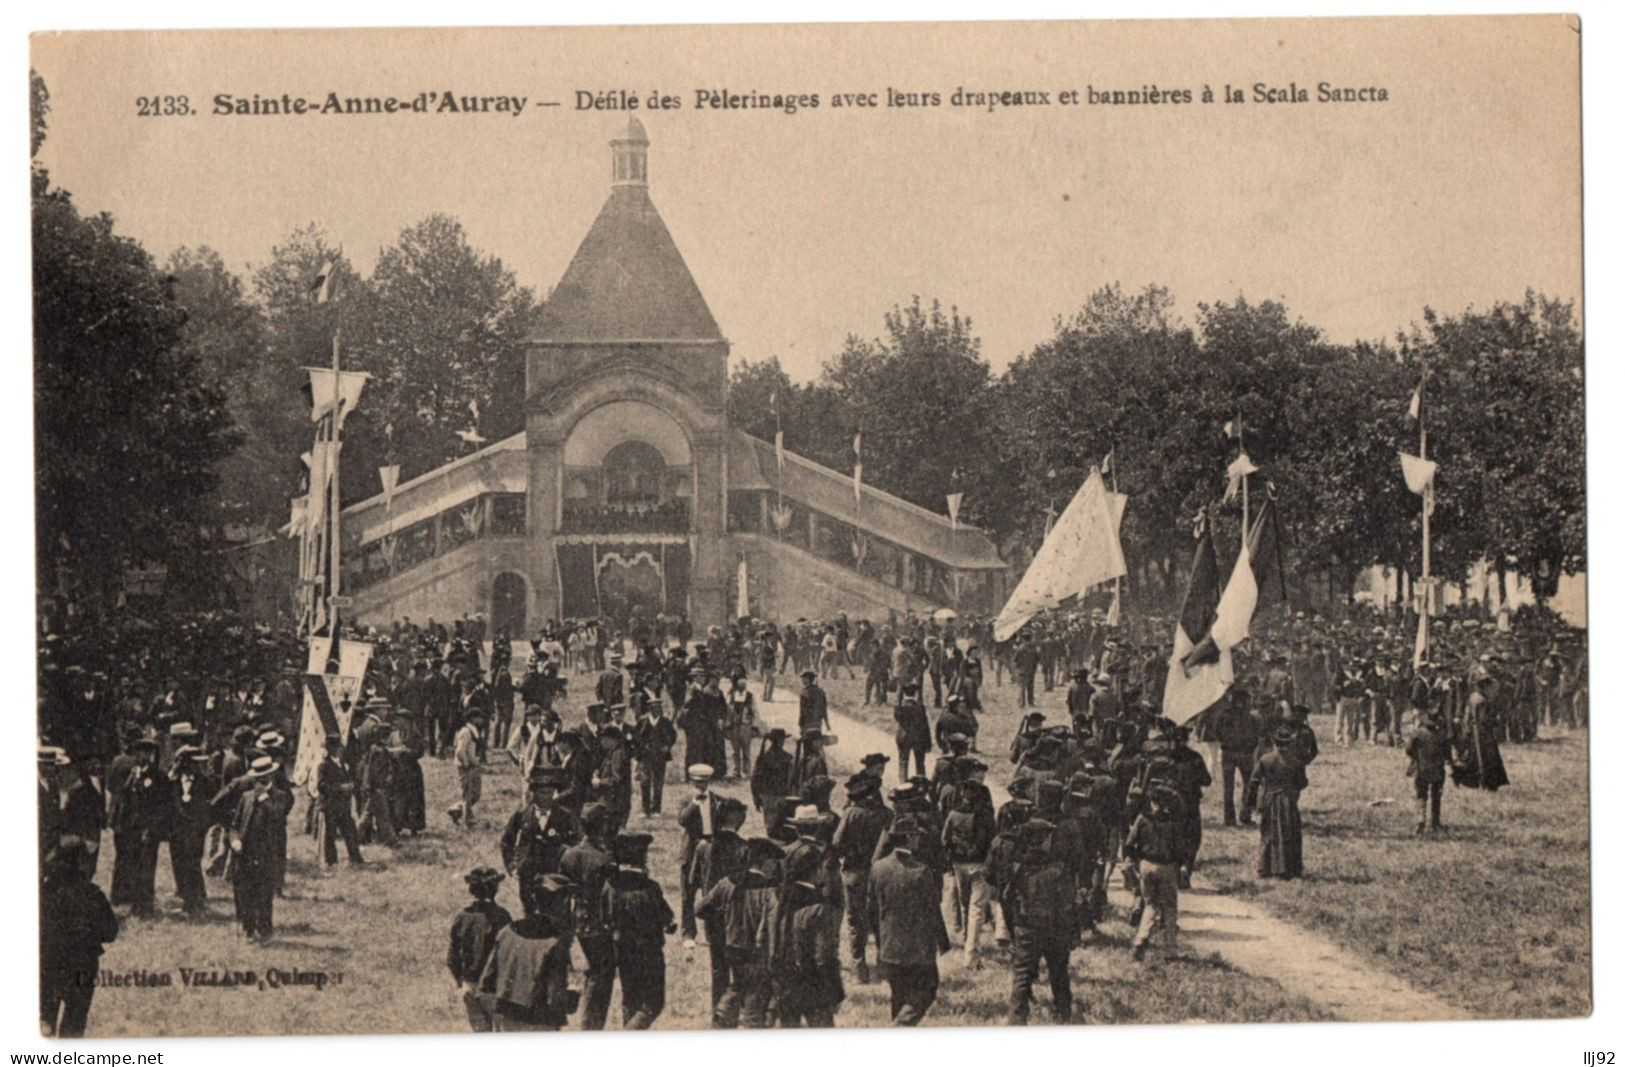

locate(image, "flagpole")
[[1419, 404, 1430, 623], [329, 327, 343, 637], [1238, 416, 1249, 549], [1110, 445, 1122, 627]]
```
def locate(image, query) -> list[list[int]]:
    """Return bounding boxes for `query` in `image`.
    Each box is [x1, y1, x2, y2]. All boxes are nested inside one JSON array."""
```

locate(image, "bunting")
[[379, 464, 401, 509]]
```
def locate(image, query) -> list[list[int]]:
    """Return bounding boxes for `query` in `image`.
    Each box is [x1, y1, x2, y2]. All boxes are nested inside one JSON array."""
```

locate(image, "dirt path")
[[757, 688, 1460, 1023]]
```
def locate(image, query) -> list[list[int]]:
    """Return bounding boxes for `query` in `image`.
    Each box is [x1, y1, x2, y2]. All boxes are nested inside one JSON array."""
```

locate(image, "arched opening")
[[603, 440, 668, 507], [491, 571, 527, 640]]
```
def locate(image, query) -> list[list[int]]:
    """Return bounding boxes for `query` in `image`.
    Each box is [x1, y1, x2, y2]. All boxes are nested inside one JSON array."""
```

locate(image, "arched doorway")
[[491, 571, 527, 640]]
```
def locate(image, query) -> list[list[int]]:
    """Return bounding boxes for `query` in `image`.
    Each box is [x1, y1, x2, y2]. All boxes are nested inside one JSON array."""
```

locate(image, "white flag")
[[379, 464, 401, 509], [1399, 452, 1437, 496], [736, 558, 750, 618], [310, 259, 337, 304], [1224, 453, 1259, 503], [946, 492, 964, 530], [307, 368, 369, 425], [281, 495, 308, 538], [994, 468, 1127, 641]]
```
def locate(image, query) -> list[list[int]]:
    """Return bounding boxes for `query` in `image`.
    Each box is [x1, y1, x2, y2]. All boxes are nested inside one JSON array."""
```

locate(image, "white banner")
[[307, 368, 369, 425], [994, 468, 1127, 641]]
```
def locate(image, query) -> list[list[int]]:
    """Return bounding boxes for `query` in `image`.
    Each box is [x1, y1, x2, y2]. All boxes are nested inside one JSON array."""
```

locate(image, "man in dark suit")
[[631, 697, 678, 817], [867, 815, 950, 1025], [229, 758, 289, 943], [676, 764, 721, 944]]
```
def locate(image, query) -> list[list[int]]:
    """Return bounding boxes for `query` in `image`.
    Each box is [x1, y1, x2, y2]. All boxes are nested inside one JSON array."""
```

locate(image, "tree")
[[999, 284, 1205, 592], [337, 215, 536, 498], [1399, 292, 1585, 600], [167, 247, 289, 528], [821, 297, 1007, 527], [34, 149, 238, 610]]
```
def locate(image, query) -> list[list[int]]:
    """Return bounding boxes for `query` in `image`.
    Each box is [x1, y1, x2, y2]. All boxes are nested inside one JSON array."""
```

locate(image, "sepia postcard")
[[30, 16, 1585, 1039]]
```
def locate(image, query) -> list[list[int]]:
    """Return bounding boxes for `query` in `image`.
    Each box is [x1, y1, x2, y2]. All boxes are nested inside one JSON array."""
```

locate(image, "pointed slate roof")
[[533, 127, 722, 343]]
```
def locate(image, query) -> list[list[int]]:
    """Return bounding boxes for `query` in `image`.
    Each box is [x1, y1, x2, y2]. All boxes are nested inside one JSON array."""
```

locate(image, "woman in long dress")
[[1451, 690, 1510, 792], [1250, 727, 1308, 880]]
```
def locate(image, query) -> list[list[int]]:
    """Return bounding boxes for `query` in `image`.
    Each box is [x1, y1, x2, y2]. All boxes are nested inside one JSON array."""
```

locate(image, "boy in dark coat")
[[39, 835, 119, 1037], [447, 867, 512, 1031], [477, 873, 579, 1031], [603, 833, 675, 1029]]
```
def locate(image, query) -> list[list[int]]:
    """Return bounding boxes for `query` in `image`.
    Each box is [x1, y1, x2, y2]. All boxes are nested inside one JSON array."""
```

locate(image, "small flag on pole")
[[852, 426, 863, 504], [1398, 453, 1437, 496], [1407, 380, 1423, 421], [770, 392, 785, 472], [1224, 453, 1259, 502], [310, 259, 338, 305], [1223, 417, 1243, 440], [1101, 450, 1113, 476], [379, 464, 401, 509], [946, 492, 963, 530], [306, 368, 368, 425]]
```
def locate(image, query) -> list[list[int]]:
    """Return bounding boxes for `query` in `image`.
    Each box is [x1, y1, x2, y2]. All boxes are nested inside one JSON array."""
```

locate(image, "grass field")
[[82, 687, 1336, 1036], [827, 668, 1593, 1021]]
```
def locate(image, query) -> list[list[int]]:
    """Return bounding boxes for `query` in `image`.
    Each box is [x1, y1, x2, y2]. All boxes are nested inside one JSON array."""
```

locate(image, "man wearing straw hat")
[[229, 755, 289, 943]]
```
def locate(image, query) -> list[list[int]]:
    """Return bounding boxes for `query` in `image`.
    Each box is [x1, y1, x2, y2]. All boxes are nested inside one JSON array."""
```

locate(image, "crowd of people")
[[35, 594, 1586, 1035]]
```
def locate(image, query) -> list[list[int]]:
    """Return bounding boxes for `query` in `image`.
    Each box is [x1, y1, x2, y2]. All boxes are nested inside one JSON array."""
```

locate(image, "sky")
[[31, 17, 1582, 381]]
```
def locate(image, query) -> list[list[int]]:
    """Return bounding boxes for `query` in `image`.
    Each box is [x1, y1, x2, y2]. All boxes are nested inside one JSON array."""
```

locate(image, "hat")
[[249, 755, 280, 777], [1149, 783, 1181, 806], [789, 804, 823, 826], [528, 765, 568, 788], [577, 803, 611, 833], [890, 815, 925, 840], [889, 782, 924, 805], [746, 836, 786, 865], [464, 866, 505, 889], [168, 722, 199, 739], [688, 763, 715, 782], [257, 730, 286, 749], [802, 774, 835, 800], [764, 727, 788, 744], [800, 669, 817, 679], [231, 724, 257, 744], [363, 696, 392, 712], [129, 737, 158, 753], [846, 772, 879, 797], [861, 753, 890, 769], [1272, 725, 1298, 746], [524, 703, 545, 718], [715, 795, 749, 823], [612, 832, 654, 865], [36, 745, 69, 766], [533, 873, 576, 897]]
